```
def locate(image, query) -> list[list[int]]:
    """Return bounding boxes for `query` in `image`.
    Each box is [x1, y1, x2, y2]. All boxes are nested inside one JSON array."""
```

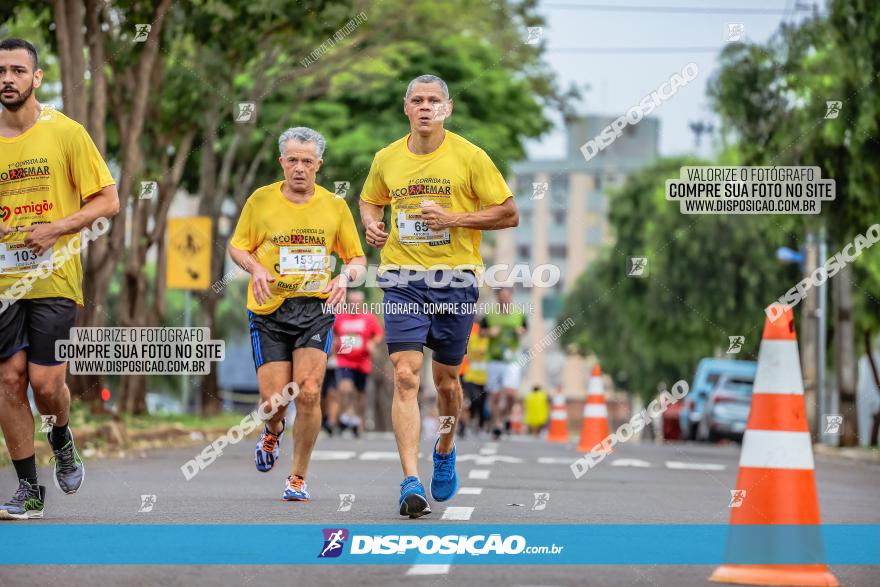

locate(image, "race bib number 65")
[[397, 211, 450, 245]]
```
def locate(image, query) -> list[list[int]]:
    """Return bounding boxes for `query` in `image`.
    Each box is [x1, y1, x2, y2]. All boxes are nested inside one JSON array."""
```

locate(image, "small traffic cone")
[[510, 402, 524, 434], [577, 365, 612, 453], [546, 390, 569, 443], [709, 303, 839, 587]]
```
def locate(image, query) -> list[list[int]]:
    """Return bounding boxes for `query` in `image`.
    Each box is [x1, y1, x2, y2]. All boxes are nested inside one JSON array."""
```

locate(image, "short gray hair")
[[278, 127, 326, 158], [405, 74, 449, 100]]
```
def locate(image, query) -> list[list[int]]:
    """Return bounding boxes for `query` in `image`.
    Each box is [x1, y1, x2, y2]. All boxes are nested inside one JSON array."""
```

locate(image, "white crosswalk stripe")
[[458, 487, 483, 495], [406, 564, 450, 575], [441, 506, 474, 520]]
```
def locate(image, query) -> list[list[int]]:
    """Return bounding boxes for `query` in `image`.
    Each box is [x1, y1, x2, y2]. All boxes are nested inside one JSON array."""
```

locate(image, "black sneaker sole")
[[399, 493, 431, 518]]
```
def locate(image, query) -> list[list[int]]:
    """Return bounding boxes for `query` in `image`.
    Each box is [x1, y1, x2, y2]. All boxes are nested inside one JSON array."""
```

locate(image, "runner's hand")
[[251, 265, 275, 306], [366, 220, 388, 248], [0, 223, 14, 239], [20, 222, 63, 255], [323, 273, 348, 307], [420, 200, 457, 230]]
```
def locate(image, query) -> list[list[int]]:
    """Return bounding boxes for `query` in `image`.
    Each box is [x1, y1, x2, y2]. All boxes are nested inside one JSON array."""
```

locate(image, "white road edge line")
[[468, 469, 491, 480]]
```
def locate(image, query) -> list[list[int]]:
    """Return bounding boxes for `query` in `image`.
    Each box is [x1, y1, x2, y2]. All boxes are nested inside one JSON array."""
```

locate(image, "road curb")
[[814, 443, 880, 463]]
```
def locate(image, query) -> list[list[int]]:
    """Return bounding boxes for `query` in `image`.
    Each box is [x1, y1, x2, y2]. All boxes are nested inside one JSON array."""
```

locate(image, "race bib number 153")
[[279, 245, 328, 275]]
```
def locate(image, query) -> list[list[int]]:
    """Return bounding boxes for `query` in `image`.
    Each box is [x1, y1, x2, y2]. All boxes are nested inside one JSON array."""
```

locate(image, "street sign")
[[167, 217, 212, 290]]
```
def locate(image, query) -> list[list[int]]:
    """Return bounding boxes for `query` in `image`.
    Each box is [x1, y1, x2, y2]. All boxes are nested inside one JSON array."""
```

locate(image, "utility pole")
[[800, 232, 819, 438]]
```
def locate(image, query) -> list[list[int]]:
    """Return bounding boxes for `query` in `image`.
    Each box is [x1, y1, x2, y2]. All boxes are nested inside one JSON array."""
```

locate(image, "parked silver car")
[[696, 373, 754, 442]]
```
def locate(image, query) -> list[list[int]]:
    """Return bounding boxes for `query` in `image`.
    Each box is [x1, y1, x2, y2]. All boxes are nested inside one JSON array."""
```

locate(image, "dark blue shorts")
[[380, 270, 478, 366]]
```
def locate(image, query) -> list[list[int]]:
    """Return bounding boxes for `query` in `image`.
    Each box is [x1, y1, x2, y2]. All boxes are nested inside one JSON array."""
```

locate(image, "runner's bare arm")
[[421, 196, 517, 231], [21, 185, 120, 254], [359, 200, 388, 247], [324, 255, 367, 306], [228, 243, 274, 306]]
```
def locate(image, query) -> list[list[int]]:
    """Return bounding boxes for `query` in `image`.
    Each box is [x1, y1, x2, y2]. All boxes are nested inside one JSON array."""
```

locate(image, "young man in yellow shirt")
[[229, 127, 365, 501], [359, 75, 519, 517], [0, 39, 119, 520]]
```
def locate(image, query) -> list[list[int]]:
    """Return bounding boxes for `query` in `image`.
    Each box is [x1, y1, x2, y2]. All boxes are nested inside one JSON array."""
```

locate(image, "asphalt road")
[[0, 430, 877, 586]]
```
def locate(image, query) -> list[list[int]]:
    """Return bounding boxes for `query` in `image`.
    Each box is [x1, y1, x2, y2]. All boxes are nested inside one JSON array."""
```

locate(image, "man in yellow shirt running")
[[229, 127, 365, 502], [359, 74, 519, 517], [0, 39, 119, 520]]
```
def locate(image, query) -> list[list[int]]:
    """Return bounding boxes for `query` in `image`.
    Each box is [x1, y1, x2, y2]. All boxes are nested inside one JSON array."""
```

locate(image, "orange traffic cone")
[[510, 402, 524, 434], [577, 365, 612, 453], [546, 390, 569, 443], [709, 303, 839, 587]]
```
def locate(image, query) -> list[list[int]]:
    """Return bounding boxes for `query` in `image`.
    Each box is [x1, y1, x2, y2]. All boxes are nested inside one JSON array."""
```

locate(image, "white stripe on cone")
[[588, 377, 603, 396], [739, 430, 815, 470], [752, 340, 805, 395], [551, 410, 567, 420], [583, 404, 608, 418]]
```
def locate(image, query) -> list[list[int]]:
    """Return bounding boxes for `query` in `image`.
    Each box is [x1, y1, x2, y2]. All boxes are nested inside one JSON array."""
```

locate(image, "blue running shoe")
[[399, 476, 431, 518], [255, 419, 284, 472], [430, 439, 458, 502], [282, 475, 310, 501]]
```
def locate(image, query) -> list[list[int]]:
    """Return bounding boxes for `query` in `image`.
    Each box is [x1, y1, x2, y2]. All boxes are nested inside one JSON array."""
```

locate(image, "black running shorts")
[[247, 297, 335, 370], [0, 297, 77, 365]]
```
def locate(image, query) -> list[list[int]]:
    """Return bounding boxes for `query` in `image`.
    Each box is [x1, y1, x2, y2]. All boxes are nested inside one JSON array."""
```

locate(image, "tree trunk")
[[833, 263, 858, 446], [84, 0, 106, 150]]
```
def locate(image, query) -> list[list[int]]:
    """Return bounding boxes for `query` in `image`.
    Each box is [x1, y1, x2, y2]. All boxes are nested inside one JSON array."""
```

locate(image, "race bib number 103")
[[0, 242, 54, 274]]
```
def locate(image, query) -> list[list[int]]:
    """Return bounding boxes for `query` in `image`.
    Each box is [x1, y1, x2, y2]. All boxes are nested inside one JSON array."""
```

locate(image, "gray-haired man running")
[[229, 127, 366, 501]]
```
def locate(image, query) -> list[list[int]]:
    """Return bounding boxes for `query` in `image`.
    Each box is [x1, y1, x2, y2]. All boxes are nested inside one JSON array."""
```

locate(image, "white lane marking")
[[537, 457, 575, 465], [666, 461, 726, 471], [458, 454, 522, 465], [458, 487, 483, 495], [359, 451, 403, 460], [479, 447, 498, 455], [406, 564, 450, 575], [441, 506, 474, 520], [468, 469, 491, 479], [310, 451, 356, 460], [483, 442, 499, 448], [611, 459, 652, 468]]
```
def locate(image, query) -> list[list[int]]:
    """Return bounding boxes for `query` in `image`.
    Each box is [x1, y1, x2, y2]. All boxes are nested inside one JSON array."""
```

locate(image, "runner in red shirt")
[[332, 289, 383, 437]]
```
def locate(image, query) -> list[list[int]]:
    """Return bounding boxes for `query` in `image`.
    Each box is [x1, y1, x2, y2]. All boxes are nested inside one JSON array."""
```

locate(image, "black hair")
[[0, 38, 39, 70]]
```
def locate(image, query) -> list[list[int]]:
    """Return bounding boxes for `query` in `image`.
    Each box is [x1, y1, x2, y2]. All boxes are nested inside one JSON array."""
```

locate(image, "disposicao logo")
[[318, 528, 349, 558]]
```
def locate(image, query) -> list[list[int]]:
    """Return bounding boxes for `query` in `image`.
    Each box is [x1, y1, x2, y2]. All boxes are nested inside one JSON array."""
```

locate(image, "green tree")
[[561, 157, 799, 401], [708, 0, 880, 444]]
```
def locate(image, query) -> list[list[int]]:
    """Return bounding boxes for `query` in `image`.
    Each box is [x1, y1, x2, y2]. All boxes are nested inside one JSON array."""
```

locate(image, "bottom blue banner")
[[0, 524, 877, 565]]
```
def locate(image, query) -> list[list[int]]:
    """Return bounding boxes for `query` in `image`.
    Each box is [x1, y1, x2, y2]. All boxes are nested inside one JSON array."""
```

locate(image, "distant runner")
[[482, 287, 527, 439], [332, 289, 384, 437]]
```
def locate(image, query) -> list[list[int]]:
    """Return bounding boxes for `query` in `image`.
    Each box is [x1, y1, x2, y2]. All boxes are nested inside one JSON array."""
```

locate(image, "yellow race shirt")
[[230, 182, 364, 314], [360, 131, 512, 272], [0, 107, 115, 305]]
